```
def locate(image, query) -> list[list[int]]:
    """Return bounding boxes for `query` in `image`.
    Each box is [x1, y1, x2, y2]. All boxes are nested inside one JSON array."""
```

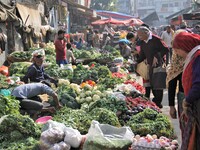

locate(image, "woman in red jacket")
[[173, 32, 200, 150]]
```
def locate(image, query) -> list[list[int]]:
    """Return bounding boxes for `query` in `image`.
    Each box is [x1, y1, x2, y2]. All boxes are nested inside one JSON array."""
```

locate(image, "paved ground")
[[133, 74, 182, 146]]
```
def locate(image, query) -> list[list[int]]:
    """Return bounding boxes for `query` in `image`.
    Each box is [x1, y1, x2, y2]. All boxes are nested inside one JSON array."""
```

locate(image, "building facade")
[[116, 0, 135, 16], [135, 0, 192, 25], [116, 0, 192, 26]]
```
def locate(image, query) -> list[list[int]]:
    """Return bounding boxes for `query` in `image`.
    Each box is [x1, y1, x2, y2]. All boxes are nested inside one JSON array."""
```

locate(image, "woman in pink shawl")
[[173, 32, 200, 150]]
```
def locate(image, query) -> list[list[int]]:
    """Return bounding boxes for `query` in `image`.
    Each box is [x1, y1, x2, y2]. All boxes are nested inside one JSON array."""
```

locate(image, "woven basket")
[[7, 55, 31, 63]]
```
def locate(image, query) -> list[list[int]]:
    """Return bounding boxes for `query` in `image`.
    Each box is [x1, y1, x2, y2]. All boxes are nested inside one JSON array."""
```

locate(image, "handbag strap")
[[154, 52, 166, 68]]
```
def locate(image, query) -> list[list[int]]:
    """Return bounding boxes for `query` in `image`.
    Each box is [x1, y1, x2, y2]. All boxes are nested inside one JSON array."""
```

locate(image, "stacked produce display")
[[0, 43, 179, 150]]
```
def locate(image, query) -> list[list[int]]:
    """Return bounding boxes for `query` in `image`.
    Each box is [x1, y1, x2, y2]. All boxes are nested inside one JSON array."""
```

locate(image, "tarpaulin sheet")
[[0, 1, 18, 22], [16, 3, 41, 27]]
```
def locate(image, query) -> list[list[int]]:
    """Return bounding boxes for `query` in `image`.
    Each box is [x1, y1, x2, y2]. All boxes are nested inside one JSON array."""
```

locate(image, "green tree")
[[90, 0, 117, 11]]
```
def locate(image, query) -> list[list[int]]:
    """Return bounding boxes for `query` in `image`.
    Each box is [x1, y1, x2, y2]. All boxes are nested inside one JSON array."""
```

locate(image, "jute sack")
[[136, 61, 149, 80]]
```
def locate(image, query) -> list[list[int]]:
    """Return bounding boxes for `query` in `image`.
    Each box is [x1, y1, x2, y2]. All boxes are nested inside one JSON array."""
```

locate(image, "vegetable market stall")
[[0, 44, 179, 150]]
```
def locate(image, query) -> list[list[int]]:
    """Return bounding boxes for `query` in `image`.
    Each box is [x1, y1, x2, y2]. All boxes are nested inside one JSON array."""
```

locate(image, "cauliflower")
[[58, 79, 70, 86], [70, 83, 81, 94], [83, 84, 92, 90], [94, 90, 101, 95], [85, 91, 92, 96], [92, 95, 100, 101], [85, 97, 92, 103], [104, 90, 113, 96], [80, 93, 85, 98], [78, 98, 85, 104]]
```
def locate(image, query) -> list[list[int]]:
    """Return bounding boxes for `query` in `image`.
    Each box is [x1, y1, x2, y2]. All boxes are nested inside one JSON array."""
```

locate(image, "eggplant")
[[137, 107, 144, 112], [131, 111, 137, 115], [126, 110, 132, 115]]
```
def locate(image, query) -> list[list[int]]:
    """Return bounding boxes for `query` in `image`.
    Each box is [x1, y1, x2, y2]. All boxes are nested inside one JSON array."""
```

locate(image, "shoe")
[[157, 104, 163, 108]]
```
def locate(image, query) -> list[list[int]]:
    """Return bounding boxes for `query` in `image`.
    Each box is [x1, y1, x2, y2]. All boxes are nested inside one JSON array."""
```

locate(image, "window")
[[175, 2, 179, 7], [162, 4, 168, 8]]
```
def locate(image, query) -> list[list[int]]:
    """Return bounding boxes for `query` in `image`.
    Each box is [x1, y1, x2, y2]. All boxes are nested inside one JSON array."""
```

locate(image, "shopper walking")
[[136, 26, 169, 108], [161, 25, 174, 65]]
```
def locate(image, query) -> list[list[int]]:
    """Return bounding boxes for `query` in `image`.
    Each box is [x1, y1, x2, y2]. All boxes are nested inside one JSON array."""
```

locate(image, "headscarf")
[[173, 32, 200, 52], [166, 30, 186, 85]]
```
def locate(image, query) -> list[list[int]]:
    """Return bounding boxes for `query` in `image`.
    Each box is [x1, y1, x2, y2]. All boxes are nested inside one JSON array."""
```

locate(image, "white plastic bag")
[[40, 127, 65, 150], [83, 120, 134, 150], [42, 120, 67, 132], [111, 92, 126, 101], [64, 127, 82, 148], [49, 142, 71, 150]]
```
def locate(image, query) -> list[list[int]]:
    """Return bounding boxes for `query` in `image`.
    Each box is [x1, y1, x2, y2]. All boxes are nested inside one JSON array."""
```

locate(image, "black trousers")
[[166, 48, 172, 65], [145, 87, 163, 106], [16, 96, 43, 115], [168, 73, 184, 106]]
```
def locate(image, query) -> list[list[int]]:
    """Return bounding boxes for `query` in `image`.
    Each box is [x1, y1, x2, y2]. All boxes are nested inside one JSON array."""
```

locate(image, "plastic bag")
[[0, 65, 8, 76], [111, 92, 126, 101], [42, 120, 67, 132], [115, 83, 140, 94], [0, 89, 11, 96], [83, 120, 134, 150], [40, 127, 65, 149], [49, 142, 71, 150], [64, 127, 82, 148]]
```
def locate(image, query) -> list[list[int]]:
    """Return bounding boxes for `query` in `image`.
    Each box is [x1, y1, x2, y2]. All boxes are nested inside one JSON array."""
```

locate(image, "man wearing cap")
[[22, 49, 58, 86], [54, 29, 68, 66]]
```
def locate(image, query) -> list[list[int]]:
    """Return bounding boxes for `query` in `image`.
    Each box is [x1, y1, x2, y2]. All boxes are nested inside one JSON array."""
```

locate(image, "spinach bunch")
[[0, 95, 20, 118], [0, 114, 41, 142]]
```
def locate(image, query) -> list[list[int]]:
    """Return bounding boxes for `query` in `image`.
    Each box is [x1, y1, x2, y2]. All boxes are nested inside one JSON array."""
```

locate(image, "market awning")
[[142, 11, 159, 24], [166, 7, 192, 20], [16, 3, 41, 27], [183, 13, 200, 20], [95, 10, 136, 20], [170, 16, 183, 25], [91, 17, 125, 25], [61, 0, 95, 17], [123, 18, 143, 26]]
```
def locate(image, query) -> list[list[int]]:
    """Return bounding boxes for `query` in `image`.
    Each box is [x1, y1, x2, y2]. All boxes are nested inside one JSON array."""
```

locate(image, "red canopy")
[[123, 18, 143, 26], [91, 17, 143, 26], [91, 17, 125, 25]]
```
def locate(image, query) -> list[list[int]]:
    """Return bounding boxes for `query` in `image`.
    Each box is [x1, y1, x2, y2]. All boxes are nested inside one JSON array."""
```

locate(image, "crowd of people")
[[1, 20, 200, 149], [122, 23, 200, 149]]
